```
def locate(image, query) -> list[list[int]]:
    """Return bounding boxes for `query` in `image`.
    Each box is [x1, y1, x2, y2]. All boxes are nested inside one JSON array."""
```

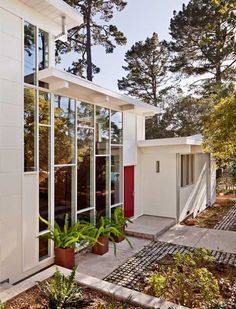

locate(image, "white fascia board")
[[138, 135, 203, 148], [39, 67, 159, 115]]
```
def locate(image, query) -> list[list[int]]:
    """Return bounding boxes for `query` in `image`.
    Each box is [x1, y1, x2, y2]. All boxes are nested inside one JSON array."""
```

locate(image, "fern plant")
[[39, 214, 97, 250], [37, 268, 88, 309]]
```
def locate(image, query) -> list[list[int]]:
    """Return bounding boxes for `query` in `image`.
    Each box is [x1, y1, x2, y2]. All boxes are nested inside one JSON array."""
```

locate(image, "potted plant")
[[112, 208, 132, 243], [92, 216, 122, 255], [39, 214, 96, 269]]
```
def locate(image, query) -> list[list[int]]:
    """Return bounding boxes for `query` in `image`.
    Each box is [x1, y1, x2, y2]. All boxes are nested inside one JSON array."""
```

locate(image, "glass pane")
[[77, 128, 94, 211], [24, 22, 36, 85], [111, 146, 122, 205], [24, 88, 36, 172], [77, 102, 94, 127], [54, 96, 75, 165], [77, 210, 94, 223], [39, 91, 50, 124], [96, 107, 109, 155], [55, 166, 73, 227], [39, 126, 50, 232], [39, 238, 49, 261], [111, 111, 123, 144], [96, 157, 109, 220], [38, 29, 49, 71]]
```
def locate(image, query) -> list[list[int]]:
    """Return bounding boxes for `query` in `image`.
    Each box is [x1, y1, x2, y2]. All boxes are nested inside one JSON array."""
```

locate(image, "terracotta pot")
[[92, 236, 109, 255], [112, 226, 125, 243], [54, 247, 75, 269]]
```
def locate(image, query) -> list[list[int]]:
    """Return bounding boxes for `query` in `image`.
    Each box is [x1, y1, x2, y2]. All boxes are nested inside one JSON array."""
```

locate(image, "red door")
[[124, 166, 134, 218]]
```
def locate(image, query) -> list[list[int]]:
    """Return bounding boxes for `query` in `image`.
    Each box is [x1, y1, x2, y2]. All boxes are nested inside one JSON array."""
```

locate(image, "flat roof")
[[19, 0, 83, 31], [39, 67, 159, 116], [138, 135, 203, 147]]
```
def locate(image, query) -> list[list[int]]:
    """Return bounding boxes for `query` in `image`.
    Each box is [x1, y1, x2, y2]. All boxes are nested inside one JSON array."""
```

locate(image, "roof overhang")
[[18, 0, 83, 33], [39, 68, 159, 116], [138, 135, 203, 148]]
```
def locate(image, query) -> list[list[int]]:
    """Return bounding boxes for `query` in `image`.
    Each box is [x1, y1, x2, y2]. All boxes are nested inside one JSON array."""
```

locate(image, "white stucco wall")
[[123, 112, 137, 166]]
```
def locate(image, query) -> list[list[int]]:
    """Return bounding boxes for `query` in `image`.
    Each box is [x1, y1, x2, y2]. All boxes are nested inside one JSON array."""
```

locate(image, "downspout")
[[55, 16, 68, 42]]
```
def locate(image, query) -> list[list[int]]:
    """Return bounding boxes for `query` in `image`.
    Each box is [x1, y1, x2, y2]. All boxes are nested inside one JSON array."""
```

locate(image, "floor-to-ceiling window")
[[24, 21, 51, 261], [77, 102, 95, 223], [24, 20, 124, 261], [54, 96, 76, 227]]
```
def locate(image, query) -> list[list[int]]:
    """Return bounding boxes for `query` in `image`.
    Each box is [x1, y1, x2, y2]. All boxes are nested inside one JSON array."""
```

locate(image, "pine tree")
[[118, 33, 169, 107], [168, 0, 236, 90], [57, 0, 127, 81]]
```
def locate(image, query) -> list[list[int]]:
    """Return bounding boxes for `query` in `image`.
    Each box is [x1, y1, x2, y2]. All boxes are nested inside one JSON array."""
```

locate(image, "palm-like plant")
[[39, 214, 96, 250], [113, 208, 132, 228]]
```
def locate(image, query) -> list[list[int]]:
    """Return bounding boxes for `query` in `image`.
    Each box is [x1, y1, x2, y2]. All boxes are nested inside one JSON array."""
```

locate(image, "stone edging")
[[0, 266, 186, 309]]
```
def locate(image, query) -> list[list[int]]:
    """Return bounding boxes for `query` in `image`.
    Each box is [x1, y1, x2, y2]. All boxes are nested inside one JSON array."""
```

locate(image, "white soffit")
[[19, 0, 82, 30], [138, 135, 203, 148], [38, 68, 159, 116]]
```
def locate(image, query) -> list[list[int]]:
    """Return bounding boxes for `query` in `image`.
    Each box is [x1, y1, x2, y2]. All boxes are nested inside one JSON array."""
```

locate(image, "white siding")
[[0, 7, 23, 283]]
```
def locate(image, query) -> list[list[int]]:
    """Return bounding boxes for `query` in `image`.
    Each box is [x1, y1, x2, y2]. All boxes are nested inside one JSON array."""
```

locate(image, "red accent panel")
[[124, 166, 134, 218]]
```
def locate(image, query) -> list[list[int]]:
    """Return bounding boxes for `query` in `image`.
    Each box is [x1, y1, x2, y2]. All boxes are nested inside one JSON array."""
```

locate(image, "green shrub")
[[38, 268, 87, 309], [149, 249, 221, 308]]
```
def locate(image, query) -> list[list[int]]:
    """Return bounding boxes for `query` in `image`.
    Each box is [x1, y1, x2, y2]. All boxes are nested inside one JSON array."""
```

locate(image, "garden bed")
[[138, 250, 236, 308], [181, 199, 236, 229], [5, 284, 136, 308]]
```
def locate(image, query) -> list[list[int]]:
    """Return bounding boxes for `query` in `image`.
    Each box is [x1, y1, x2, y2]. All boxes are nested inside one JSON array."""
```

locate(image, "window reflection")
[[77, 102, 94, 127], [38, 29, 49, 71], [39, 126, 50, 232], [111, 111, 123, 144], [77, 128, 94, 211], [96, 107, 110, 155], [111, 146, 122, 205], [55, 166, 73, 227], [24, 88, 36, 172], [24, 22, 36, 85], [39, 238, 49, 261], [54, 96, 75, 165], [96, 157, 109, 220], [39, 91, 50, 125]]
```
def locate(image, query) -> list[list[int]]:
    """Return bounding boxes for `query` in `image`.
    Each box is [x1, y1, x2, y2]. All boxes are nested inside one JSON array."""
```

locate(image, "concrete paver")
[[76, 236, 150, 279], [196, 229, 236, 253], [158, 225, 208, 247], [126, 215, 176, 240]]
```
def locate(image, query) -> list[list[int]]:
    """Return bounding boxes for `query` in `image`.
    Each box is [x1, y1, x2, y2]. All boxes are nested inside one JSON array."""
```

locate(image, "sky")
[[60, 0, 190, 91]]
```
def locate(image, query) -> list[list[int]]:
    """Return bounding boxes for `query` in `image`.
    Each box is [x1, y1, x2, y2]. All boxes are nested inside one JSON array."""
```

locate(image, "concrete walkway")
[[76, 236, 150, 279], [158, 224, 236, 254], [126, 215, 176, 240]]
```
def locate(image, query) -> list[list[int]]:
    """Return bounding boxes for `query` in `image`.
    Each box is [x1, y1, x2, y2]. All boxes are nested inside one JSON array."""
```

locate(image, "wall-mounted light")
[[156, 161, 160, 173]]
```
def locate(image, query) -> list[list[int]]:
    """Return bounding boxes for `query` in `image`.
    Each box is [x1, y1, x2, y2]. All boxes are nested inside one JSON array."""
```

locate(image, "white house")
[[0, 0, 216, 284]]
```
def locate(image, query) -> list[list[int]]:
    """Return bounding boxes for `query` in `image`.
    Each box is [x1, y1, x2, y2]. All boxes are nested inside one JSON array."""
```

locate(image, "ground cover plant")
[[181, 199, 236, 229], [138, 248, 236, 308], [5, 269, 136, 309]]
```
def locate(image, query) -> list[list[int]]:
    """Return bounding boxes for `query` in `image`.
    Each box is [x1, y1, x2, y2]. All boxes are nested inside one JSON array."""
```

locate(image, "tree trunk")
[[85, 5, 93, 81]]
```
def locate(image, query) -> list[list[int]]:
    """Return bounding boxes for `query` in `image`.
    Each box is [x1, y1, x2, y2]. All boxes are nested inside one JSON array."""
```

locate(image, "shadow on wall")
[[179, 163, 207, 222]]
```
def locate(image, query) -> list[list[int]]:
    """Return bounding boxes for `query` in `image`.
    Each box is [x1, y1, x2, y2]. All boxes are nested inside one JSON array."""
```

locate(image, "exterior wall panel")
[[0, 7, 23, 283]]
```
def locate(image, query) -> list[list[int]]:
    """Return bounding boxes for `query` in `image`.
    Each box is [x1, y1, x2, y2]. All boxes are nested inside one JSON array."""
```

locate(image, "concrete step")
[[125, 215, 176, 240]]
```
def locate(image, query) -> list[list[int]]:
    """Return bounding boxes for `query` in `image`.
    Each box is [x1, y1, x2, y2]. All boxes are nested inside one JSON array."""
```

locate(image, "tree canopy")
[[118, 32, 169, 106], [57, 0, 127, 81], [168, 0, 236, 90], [203, 92, 236, 165]]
